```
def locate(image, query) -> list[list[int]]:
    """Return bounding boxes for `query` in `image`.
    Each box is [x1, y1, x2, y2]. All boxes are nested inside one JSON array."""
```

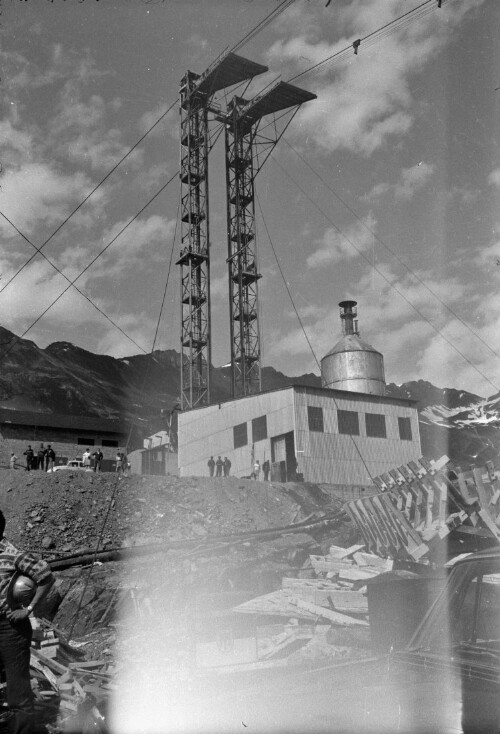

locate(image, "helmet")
[[6, 573, 36, 610]]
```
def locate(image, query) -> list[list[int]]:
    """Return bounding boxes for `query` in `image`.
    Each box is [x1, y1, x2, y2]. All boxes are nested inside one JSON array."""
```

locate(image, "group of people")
[[207, 455, 231, 477], [115, 450, 129, 474], [207, 455, 271, 480], [252, 458, 270, 481], [81, 448, 105, 472], [16, 444, 57, 472]]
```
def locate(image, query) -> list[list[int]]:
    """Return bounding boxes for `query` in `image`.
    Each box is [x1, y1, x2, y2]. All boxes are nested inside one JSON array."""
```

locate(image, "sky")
[[1, 0, 500, 397]]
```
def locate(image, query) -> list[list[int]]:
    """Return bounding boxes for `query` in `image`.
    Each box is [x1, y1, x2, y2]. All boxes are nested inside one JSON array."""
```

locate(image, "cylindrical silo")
[[321, 300, 386, 395]]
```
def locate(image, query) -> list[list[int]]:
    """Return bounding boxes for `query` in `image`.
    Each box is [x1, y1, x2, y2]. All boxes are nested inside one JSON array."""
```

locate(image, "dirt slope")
[[0, 469, 348, 554]]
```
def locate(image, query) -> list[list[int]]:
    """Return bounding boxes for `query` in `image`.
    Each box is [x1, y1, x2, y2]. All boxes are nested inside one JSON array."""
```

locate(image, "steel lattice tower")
[[177, 55, 267, 410], [225, 82, 316, 399], [178, 70, 211, 410], [225, 98, 262, 399]]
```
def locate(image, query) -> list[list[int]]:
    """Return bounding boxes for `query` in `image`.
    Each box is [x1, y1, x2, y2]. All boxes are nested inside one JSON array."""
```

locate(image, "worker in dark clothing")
[[223, 457, 231, 477], [215, 456, 223, 477], [262, 459, 270, 481], [23, 446, 34, 472], [0, 510, 54, 733], [207, 456, 215, 477], [36, 444, 46, 470]]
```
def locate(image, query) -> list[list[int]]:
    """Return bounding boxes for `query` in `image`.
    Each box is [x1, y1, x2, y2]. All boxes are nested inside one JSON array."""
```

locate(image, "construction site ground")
[[0, 468, 370, 731]]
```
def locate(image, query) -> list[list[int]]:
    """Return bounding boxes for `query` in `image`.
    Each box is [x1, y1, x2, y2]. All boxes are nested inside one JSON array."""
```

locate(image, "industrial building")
[[178, 302, 422, 485], [0, 409, 127, 470]]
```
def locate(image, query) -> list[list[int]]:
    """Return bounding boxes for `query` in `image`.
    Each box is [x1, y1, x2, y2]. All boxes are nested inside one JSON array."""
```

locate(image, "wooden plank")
[[328, 543, 365, 559], [328, 590, 368, 614], [472, 468, 497, 519], [352, 552, 393, 571], [31, 647, 69, 675], [287, 597, 369, 627], [338, 567, 380, 583]]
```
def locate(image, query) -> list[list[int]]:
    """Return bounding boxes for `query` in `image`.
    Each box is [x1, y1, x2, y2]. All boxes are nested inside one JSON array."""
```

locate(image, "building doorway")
[[271, 432, 296, 482]]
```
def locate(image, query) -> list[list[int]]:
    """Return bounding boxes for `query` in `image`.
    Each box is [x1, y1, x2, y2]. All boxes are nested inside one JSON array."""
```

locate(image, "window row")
[[234, 415, 268, 449], [307, 406, 413, 441]]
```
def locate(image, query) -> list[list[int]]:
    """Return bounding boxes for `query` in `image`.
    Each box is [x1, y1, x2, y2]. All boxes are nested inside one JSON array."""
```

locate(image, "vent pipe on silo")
[[320, 300, 386, 395], [339, 300, 359, 337]]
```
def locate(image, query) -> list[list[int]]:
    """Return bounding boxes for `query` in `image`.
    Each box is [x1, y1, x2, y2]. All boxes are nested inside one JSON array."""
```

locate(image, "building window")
[[233, 422, 248, 449], [398, 417, 412, 441], [77, 438, 95, 446], [102, 439, 119, 448], [337, 410, 359, 436], [307, 406, 324, 432], [252, 415, 267, 442], [365, 413, 387, 438]]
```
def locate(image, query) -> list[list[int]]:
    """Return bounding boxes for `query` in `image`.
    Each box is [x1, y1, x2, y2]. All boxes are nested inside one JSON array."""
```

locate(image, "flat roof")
[[234, 81, 317, 134], [196, 53, 268, 97], [0, 409, 126, 434], [181, 383, 417, 415]]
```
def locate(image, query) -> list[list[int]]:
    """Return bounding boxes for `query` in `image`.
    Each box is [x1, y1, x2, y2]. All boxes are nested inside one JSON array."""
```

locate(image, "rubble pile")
[[0, 471, 343, 553]]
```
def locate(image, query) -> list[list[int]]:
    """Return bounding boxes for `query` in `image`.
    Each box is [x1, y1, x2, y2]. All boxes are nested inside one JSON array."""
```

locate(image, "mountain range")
[[0, 325, 498, 468]]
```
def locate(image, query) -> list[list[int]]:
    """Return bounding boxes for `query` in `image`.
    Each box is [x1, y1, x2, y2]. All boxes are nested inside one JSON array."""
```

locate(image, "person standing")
[[121, 452, 128, 476], [0, 509, 54, 734], [215, 456, 223, 477], [45, 445, 56, 472], [9, 453, 17, 470], [23, 446, 33, 472], [253, 459, 260, 480], [223, 457, 231, 477], [262, 459, 270, 482], [207, 456, 215, 477], [115, 452, 123, 473], [82, 449, 91, 468], [93, 449, 103, 472], [36, 444, 46, 471]]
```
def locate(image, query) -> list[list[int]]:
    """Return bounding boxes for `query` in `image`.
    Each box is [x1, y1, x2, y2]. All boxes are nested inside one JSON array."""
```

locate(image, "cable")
[[67, 472, 123, 640], [256, 192, 376, 485], [289, 0, 442, 83], [0, 97, 179, 298], [256, 194, 320, 371], [270, 154, 500, 395], [0, 175, 178, 364], [230, 0, 297, 55], [282, 137, 500, 369], [0, 210, 154, 357]]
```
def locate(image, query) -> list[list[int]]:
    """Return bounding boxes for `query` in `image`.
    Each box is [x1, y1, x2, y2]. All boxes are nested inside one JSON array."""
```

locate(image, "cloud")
[[267, 0, 486, 156], [488, 168, 500, 187], [0, 162, 101, 239], [86, 215, 176, 281], [367, 162, 435, 201], [306, 212, 376, 268]]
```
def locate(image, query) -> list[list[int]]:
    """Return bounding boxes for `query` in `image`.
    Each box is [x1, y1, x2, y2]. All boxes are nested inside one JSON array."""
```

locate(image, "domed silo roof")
[[321, 301, 386, 395]]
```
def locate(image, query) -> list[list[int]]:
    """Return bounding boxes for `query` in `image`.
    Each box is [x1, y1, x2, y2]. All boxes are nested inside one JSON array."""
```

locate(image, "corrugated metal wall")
[[178, 388, 295, 477], [178, 386, 421, 484], [293, 389, 421, 484]]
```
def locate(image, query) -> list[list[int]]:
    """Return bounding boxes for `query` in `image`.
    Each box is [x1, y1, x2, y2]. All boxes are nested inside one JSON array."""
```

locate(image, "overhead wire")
[[256, 192, 376, 484], [269, 154, 500, 395], [0, 98, 179, 298], [289, 0, 442, 83], [282, 137, 500, 368], [0, 174, 178, 364], [230, 0, 297, 54], [0, 210, 155, 357]]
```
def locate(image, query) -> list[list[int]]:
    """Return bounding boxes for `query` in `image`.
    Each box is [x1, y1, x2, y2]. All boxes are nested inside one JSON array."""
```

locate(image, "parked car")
[[48, 459, 93, 473], [171, 548, 500, 733]]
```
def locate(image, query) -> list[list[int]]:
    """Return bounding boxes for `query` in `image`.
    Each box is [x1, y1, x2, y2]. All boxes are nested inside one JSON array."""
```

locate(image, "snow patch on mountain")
[[422, 398, 500, 429]]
